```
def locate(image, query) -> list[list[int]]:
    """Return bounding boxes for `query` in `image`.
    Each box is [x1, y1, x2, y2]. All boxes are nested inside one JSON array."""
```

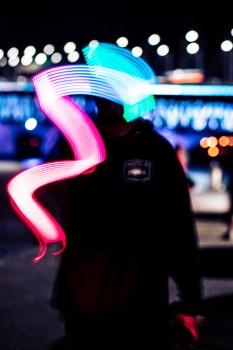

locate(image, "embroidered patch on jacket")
[[123, 159, 153, 182]]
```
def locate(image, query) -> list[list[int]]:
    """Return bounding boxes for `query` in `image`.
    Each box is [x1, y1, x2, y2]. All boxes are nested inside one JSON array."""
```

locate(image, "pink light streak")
[[7, 83, 106, 262]]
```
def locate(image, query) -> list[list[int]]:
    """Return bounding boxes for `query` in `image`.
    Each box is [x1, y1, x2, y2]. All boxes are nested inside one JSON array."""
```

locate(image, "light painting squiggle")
[[7, 97, 106, 262], [6, 42, 158, 262]]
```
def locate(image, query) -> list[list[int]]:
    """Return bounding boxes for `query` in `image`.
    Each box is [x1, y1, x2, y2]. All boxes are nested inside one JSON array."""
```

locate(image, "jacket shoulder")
[[134, 118, 175, 150]]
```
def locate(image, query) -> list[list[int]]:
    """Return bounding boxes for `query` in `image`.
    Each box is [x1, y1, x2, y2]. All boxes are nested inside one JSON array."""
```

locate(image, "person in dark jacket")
[[46, 97, 203, 350]]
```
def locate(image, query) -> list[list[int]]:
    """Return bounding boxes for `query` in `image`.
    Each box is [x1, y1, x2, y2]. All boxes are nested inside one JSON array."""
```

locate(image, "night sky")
[[1, 1, 232, 79], [1, 2, 232, 48]]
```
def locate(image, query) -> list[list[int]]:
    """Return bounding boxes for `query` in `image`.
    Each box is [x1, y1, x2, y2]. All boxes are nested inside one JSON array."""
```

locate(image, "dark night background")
[[1, 1, 232, 79], [1, 1, 232, 51]]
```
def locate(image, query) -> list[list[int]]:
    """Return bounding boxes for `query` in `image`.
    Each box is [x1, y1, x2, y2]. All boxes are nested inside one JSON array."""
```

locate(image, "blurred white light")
[[220, 40, 233, 52], [157, 44, 169, 56], [148, 34, 160, 46], [21, 55, 33, 66], [43, 44, 55, 55], [64, 41, 76, 54], [35, 53, 47, 65], [186, 42, 199, 54], [51, 52, 62, 64], [25, 118, 37, 131], [116, 37, 128, 47], [67, 51, 80, 62], [89, 40, 99, 49], [7, 47, 19, 59], [8, 56, 20, 67], [192, 118, 207, 131], [0, 49, 4, 60], [185, 30, 199, 42], [24, 46, 36, 56], [131, 46, 143, 57]]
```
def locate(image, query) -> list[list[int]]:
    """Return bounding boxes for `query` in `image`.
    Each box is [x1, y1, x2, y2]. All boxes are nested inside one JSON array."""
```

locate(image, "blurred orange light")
[[208, 146, 219, 157], [167, 70, 204, 84], [200, 137, 209, 148], [219, 135, 229, 147]]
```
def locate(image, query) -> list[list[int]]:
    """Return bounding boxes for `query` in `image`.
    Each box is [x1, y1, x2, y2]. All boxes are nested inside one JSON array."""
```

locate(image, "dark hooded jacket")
[[44, 117, 202, 344]]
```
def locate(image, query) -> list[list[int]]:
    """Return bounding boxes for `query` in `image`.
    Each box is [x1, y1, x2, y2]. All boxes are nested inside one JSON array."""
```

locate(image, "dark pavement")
[[1, 167, 233, 349], [0, 243, 65, 350], [0, 169, 66, 350]]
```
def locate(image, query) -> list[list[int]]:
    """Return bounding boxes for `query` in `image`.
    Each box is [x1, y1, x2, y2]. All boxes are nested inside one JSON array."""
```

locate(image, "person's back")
[[45, 99, 203, 350]]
